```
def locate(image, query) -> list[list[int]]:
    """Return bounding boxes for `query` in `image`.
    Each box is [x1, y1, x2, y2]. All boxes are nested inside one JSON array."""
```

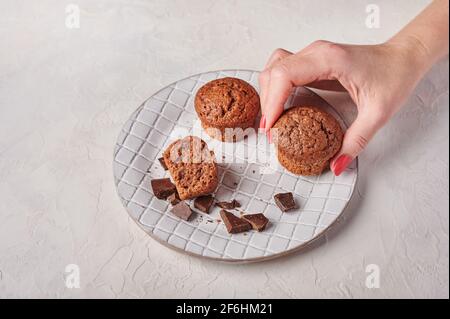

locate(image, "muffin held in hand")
[[273, 106, 343, 176], [163, 136, 218, 200], [194, 77, 260, 142]]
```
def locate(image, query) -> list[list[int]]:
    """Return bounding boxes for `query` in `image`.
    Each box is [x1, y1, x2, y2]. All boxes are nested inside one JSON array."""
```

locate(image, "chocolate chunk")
[[274, 192, 296, 212], [158, 157, 168, 170], [194, 195, 214, 213], [167, 192, 180, 205], [242, 213, 269, 231], [171, 201, 193, 221], [220, 210, 252, 234], [216, 199, 241, 209], [151, 178, 176, 199]]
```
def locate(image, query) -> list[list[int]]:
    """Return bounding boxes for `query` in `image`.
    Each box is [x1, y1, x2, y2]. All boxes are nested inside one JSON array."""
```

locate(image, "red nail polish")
[[332, 154, 352, 176], [259, 115, 266, 130]]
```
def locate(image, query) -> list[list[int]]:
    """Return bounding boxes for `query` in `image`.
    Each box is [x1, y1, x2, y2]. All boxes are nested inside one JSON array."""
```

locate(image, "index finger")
[[263, 52, 336, 131], [259, 49, 292, 119]]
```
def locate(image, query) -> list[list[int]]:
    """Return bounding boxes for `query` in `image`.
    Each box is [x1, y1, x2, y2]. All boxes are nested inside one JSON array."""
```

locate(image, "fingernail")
[[259, 115, 266, 130], [332, 154, 352, 176]]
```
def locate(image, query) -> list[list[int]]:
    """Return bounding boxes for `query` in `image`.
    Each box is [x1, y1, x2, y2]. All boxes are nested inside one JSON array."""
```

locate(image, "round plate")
[[113, 69, 358, 263]]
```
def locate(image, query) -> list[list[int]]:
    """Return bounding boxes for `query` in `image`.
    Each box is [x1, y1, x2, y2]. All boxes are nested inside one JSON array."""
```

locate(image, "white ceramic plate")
[[113, 69, 358, 262]]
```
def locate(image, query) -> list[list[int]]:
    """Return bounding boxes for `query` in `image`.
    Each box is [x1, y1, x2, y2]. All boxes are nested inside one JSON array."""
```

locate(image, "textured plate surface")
[[113, 69, 357, 262]]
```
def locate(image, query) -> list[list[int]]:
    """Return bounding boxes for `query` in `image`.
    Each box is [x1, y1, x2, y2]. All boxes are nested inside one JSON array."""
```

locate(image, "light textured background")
[[0, 0, 448, 298]]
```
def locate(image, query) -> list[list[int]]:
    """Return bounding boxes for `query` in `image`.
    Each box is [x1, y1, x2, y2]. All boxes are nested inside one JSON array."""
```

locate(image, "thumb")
[[331, 109, 384, 176]]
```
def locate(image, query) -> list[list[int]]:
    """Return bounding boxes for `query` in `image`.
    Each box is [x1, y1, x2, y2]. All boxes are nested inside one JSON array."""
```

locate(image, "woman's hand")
[[259, 40, 428, 175], [259, 0, 448, 176]]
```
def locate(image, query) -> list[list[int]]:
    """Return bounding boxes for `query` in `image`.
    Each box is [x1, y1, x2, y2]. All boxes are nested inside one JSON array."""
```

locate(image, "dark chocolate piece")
[[167, 192, 180, 205], [274, 192, 296, 212], [242, 213, 269, 231], [151, 178, 176, 199], [220, 210, 252, 234], [171, 201, 193, 221], [194, 195, 214, 213], [216, 199, 241, 209], [158, 157, 168, 170]]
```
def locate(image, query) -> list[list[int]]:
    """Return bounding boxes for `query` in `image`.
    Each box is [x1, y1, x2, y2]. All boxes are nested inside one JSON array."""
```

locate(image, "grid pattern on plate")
[[113, 70, 358, 261]]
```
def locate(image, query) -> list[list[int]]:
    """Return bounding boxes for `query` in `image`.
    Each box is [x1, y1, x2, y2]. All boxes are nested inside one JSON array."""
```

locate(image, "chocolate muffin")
[[194, 77, 260, 142], [272, 106, 343, 175], [163, 136, 218, 200]]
